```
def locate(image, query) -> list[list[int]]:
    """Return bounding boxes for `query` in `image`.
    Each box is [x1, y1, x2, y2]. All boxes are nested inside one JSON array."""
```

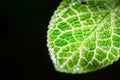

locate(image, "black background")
[[0, 0, 120, 80]]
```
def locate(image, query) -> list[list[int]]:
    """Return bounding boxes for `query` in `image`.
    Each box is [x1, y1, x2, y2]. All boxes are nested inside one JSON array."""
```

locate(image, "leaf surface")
[[47, 0, 120, 74]]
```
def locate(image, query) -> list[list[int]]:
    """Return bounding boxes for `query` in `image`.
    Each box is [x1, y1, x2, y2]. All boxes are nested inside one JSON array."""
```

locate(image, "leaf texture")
[[47, 0, 120, 74]]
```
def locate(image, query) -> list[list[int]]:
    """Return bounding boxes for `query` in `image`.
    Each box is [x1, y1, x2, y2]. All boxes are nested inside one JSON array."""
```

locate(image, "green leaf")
[[47, 0, 120, 74]]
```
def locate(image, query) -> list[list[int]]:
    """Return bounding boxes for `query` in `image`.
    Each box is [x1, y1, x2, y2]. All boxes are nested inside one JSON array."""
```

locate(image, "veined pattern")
[[47, 0, 120, 74]]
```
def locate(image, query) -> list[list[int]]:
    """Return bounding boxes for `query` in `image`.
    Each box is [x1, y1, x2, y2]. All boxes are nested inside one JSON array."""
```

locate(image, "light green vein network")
[[47, 0, 120, 74]]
